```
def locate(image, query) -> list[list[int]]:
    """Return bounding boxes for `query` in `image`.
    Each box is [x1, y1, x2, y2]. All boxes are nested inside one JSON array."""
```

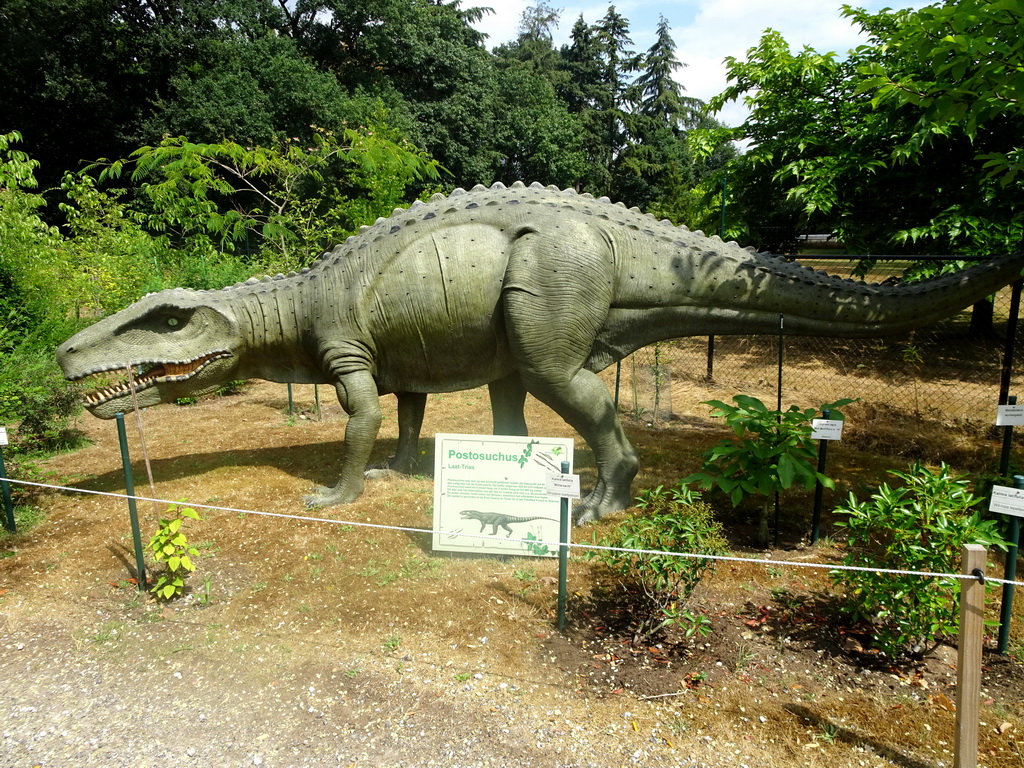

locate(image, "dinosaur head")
[[56, 288, 242, 419]]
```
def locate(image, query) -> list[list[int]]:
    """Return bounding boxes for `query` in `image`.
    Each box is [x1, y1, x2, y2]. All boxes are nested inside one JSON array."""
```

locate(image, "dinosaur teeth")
[[77, 351, 231, 408]]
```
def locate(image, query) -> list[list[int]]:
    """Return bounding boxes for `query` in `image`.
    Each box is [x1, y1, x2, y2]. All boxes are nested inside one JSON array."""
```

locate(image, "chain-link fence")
[[613, 256, 1022, 426]]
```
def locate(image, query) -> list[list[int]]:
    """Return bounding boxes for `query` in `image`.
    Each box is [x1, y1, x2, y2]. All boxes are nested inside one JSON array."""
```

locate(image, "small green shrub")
[[0, 454, 50, 535], [585, 484, 728, 645], [0, 349, 84, 456], [0, 453, 43, 506], [684, 395, 854, 546], [831, 461, 1007, 659], [148, 504, 203, 600], [215, 380, 248, 397]]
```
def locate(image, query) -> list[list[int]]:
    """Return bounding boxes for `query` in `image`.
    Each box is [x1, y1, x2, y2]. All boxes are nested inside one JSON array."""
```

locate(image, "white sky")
[[472, 0, 933, 127]]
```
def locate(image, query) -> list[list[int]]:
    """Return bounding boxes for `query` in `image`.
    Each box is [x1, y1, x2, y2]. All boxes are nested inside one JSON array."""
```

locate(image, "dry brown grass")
[[1, 375, 1023, 767]]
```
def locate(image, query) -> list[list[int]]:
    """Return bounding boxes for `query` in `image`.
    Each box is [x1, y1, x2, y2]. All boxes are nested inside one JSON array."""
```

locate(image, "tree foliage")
[[94, 122, 442, 271], [3, 0, 721, 205], [854, 0, 1023, 184], [705, 1, 1023, 254]]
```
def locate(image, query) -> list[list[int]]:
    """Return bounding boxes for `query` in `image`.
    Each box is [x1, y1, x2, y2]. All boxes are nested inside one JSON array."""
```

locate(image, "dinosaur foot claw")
[[572, 485, 633, 525], [368, 456, 418, 475], [364, 468, 402, 480], [302, 484, 361, 508]]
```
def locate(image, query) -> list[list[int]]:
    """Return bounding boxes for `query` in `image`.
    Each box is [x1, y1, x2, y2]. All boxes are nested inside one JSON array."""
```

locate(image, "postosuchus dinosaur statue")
[[57, 181, 1024, 522]]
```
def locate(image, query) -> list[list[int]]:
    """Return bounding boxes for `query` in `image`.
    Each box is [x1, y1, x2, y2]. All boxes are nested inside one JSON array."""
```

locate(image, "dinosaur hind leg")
[[523, 366, 639, 523], [502, 230, 638, 523]]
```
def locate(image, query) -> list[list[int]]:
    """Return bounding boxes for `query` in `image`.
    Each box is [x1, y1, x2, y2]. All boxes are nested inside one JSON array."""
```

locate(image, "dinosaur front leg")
[[488, 372, 528, 436], [304, 370, 382, 507]]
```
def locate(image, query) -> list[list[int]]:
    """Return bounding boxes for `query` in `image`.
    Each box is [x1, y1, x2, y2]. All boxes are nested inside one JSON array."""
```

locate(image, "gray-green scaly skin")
[[56, 181, 1024, 523]]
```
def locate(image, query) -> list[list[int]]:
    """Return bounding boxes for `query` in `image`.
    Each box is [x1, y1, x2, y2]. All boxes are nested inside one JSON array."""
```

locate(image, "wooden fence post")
[[955, 543, 986, 768]]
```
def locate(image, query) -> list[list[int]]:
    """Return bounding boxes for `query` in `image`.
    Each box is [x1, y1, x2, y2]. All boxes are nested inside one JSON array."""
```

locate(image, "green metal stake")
[[0, 444, 15, 533], [557, 460, 570, 632], [997, 474, 1023, 655], [287, 383, 294, 416], [998, 395, 1017, 479], [315, 384, 322, 421], [810, 409, 831, 545], [115, 413, 147, 591]]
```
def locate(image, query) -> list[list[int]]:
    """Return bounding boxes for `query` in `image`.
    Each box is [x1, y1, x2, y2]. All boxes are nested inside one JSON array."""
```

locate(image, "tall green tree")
[[490, 61, 588, 186], [518, 1, 561, 41], [278, 0, 499, 184], [0, 0, 292, 184], [141, 33, 358, 146], [490, 4, 588, 186], [855, 0, 1023, 184], [850, 0, 1023, 248], [706, 1, 1023, 255], [594, 7, 642, 171], [634, 16, 693, 124], [558, 8, 642, 193], [613, 15, 723, 212]]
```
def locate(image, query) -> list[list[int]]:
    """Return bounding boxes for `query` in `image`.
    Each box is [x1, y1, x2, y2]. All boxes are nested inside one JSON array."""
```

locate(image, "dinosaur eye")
[[167, 317, 179, 328]]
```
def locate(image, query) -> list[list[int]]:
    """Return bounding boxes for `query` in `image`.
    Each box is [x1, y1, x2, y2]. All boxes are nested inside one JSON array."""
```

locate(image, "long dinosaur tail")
[[590, 247, 1024, 371]]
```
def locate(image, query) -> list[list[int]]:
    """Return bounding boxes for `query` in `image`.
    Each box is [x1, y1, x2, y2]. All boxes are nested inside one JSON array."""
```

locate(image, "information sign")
[[432, 433, 574, 557], [810, 418, 844, 441], [0, 427, 7, 446], [990, 485, 1024, 519], [996, 405, 1024, 427]]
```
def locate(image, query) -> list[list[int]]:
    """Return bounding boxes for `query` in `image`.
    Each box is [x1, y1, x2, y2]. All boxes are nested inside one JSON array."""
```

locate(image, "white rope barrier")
[[5, 476, 1024, 587]]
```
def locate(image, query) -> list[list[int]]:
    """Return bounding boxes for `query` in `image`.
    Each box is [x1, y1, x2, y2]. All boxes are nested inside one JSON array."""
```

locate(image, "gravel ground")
[[1, 612, 757, 768]]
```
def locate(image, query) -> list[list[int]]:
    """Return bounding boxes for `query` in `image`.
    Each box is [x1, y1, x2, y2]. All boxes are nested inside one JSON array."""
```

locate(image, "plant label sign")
[[810, 418, 844, 441], [433, 433, 573, 558], [546, 472, 581, 499], [0, 427, 7, 447], [996, 405, 1024, 426], [990, 485, 1024, 519]]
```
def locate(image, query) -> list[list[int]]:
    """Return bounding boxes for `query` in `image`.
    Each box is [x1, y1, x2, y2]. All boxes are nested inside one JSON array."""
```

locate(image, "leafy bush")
[[585, 484, 728, 645], [684, 395, 853, 546], [148, 504, 203, 600], [831, 461, 1007, 659], [0, 348, 83, 456], [0, 132, 69, 341], [94, 120, 443, 273], [0, 453, 48, 519]]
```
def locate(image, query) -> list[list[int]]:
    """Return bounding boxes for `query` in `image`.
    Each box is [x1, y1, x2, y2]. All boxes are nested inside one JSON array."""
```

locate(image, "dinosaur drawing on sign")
[[458, 510, 559, 537], [56, 181, 1024, 524]]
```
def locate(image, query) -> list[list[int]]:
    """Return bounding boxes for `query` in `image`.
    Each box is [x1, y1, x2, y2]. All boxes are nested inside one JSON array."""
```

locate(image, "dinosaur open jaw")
[[79, 351, 232, 408]]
